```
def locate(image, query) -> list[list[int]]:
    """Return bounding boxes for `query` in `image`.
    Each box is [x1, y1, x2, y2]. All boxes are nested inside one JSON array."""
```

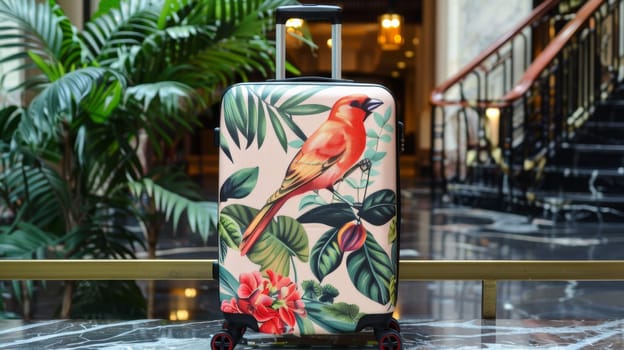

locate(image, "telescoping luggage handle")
[[275, 5, 342, 80]]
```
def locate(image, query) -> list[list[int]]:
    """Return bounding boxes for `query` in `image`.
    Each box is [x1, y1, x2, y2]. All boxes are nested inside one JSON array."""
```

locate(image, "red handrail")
[[430, 0, 560, 106], [504, 0, 605, 103]]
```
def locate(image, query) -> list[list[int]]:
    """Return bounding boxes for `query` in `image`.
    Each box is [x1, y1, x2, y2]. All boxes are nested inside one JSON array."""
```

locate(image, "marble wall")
[[437, 0, 533, 83]]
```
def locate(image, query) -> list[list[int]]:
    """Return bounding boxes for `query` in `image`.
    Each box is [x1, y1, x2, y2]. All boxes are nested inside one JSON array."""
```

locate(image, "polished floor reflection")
[[1, 318, 623, 349], [397, 184, 624, 320]]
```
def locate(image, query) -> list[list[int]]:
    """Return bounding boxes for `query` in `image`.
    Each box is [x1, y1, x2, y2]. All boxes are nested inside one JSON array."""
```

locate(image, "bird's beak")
[[363, 98, 383, 116]]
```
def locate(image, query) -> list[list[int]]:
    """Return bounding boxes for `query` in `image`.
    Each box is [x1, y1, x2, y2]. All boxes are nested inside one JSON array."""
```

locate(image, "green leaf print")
[[267, 104, 288, 152], [320, 284, 339, 303], [222, 90, 241, 148], [310, 227, 343, 282], [219, 167, 259, 202], [298, 202, 356, 227], [282, 104, 331, 115], [218, 204, 257, 258], [245, 90, 257, 148], [279, 85, 328, 111], [220, 84, 331, 157], [296, 314, 317, 335], [388, 216, 397, 244], [359, 189, 396, 225], [347, 233, 394, 305], [305, 300, 363, 333], [247, 215, 309, 276], [219, 214, 241, 250], [302, 280, 323, 300], [218, 265, 239, 301]]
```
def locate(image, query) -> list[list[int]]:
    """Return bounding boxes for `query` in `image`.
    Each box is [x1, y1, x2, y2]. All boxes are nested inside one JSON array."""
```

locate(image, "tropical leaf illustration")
[[296, 314, 316, 335], [319, 284, 340, 303], [388, 216, 397, 244], [309, 227, 343, 282], [218, 265, 239, 302], [297, 193, 328, 210], [220, 84, 331, 161], [359, 107, 395, 186], [347, 233, 394, 304], [298, 202, 355, 227], [219, 203, 309, 275], [389, 275, 398, 307], [301, 280, 340, 303], [219, 166, 259, 201], [247, 215, 309, 276], [218, 214, 241, 262], [304, 300, 364, 333], [358, 189, 396, 225], [219, 204, 257, 260], [301, 280, 323, 300]]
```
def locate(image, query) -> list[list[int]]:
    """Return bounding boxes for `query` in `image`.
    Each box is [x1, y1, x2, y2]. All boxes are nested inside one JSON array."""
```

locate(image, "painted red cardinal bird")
[[239, 94, 383, 256]]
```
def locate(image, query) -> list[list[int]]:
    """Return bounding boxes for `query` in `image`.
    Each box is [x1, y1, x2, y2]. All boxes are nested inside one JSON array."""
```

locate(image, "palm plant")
[[0, 0, 301, 319]]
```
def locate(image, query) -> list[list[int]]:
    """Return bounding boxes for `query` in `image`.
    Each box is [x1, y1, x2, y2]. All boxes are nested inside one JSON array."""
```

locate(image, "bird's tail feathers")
[[239, 201, 283, 256]]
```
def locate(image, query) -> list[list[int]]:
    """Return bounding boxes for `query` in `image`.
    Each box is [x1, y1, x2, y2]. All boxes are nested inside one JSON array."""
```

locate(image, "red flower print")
[[221, 270, 306, 334]]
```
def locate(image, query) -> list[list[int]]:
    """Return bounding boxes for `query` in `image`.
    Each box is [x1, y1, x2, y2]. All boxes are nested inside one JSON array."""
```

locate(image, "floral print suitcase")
[[211, 5, 402, 350]]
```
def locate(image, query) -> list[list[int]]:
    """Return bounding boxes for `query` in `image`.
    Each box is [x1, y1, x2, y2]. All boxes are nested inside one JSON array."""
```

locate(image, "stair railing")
[[431, 0, 623, 211]]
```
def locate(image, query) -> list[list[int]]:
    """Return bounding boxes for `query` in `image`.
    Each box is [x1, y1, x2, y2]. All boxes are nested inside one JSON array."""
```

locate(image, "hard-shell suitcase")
[[212, 5, 402, 349]]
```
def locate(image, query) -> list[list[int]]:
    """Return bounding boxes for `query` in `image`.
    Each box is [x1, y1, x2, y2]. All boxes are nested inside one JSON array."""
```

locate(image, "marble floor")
[[2, 178, 624, 348], [1, 318, 623, 349]]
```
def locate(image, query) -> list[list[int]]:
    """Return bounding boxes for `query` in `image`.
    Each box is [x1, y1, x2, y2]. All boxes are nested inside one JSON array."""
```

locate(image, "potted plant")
[[0, 0, 301, 319]]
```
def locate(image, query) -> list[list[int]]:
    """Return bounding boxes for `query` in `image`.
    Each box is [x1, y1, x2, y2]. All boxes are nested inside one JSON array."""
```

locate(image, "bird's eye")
[[350, 101, 360, 107]]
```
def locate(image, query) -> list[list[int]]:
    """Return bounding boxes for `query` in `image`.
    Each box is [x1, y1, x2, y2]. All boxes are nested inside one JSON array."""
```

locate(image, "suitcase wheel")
[[376, 328, 403, 350], [210, 329, 237, 350]]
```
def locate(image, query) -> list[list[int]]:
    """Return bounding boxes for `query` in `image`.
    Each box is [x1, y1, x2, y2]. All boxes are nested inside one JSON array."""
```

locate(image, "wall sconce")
[[378, 13, 404, 50]]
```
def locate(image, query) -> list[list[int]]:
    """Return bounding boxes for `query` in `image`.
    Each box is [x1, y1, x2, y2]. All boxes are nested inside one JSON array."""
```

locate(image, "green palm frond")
[[129, 178, 217, 242], [0, 158, 68, 226], [106, 0, 298, 89], [18, 67, 125, 147], [126, 80, 202, 116], [82, 0, 160, 65], [116, 22, 218, 84], [122, 80, 202, 158], [63, 209, 144, 259], [0, 106, 22, 142], [0, 222, 63, 259], [0, 0, 73, 89]]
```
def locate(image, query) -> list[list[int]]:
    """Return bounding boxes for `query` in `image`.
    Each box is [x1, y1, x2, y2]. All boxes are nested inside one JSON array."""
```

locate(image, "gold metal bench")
[[2, 259, 623, 319]]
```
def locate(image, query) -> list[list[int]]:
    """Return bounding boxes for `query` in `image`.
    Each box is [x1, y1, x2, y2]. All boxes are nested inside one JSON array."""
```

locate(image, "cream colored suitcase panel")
[[217, 82, 398, 336]]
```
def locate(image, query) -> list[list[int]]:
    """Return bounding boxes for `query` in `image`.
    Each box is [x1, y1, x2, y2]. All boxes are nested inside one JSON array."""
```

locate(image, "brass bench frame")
[[2, 259, 623, 319]]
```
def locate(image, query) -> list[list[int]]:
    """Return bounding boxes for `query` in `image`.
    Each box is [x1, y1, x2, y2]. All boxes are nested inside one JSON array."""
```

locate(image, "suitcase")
[[212, 5, 403, 349]]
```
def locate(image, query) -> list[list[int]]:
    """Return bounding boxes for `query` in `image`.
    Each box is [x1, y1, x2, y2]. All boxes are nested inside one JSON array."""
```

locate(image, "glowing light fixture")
[[169, 309, 189, 321], [184, 288, 197, 298], [285, 18, 303, 29], [285, 18, 304, 48], [485, 107, 500, 146], [378, 13, 404, 50]]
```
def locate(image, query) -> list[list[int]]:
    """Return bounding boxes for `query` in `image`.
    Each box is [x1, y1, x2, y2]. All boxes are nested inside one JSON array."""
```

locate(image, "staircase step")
[[541, 166, 624, 194], [588, 100, 624, 122], [583, 121, 624, 129], [556, 143, 624, 168], [574, 121, 624, 142], [445, 81, 624, 223], [534, 190, 624, 204], [544, 166, 624, 176], [561, 143, 624, 152]]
